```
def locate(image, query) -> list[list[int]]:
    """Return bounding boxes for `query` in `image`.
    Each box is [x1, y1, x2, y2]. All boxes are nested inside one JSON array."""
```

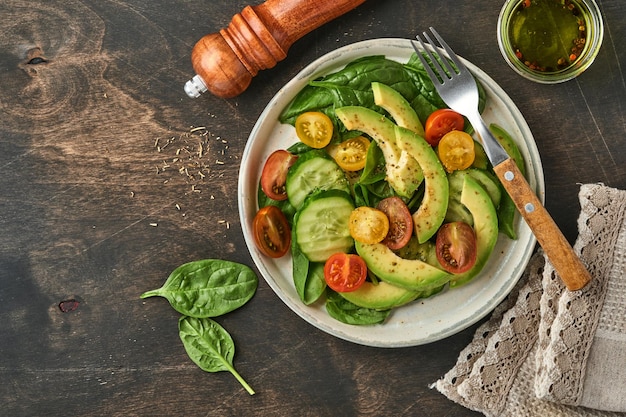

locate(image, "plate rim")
[[238, 38, 543, 347]]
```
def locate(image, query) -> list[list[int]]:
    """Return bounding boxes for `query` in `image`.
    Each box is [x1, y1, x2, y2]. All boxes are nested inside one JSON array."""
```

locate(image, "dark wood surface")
[[1, 1, 624, 416]]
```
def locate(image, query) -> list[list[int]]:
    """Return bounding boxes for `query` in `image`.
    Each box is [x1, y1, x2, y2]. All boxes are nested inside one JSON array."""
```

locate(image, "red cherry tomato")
[[376, 196, 413, 250], [424, 109, 465, 146], [252, 205, 291, 258], [435, 222, 478, 274], [260, 150, 298, 201], [323, 253, 367, 293]]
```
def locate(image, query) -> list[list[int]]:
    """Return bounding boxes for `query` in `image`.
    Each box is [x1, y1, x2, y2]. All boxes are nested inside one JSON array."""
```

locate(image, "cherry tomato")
[[252, 205, 291, 258], [295, 111, 334, 148], [349, 206, 390, 244], [376, 196, 413, 250], [435, 222, 478, 274], [260, 150, 298, 201], [326, 136, 370, 171], [424, 109, 465, 146], [437, 130, 476, 172], [323, 253, 368, 292]]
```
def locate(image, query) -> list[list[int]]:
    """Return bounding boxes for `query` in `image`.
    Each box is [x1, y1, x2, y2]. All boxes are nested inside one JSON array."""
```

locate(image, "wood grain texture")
[[493, 159, 591, 291], [1, 0, 625, 416]]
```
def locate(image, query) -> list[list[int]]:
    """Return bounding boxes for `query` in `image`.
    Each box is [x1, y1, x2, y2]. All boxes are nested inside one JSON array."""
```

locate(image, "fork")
[[412, 28, 591, 291]]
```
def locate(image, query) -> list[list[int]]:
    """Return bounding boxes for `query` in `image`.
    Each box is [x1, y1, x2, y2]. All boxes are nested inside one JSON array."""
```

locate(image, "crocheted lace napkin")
[[433, 184, 626, 416]]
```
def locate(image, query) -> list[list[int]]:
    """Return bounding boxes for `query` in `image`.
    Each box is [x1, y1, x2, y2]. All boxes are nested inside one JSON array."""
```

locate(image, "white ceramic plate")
[[238, 38, 544, 348]]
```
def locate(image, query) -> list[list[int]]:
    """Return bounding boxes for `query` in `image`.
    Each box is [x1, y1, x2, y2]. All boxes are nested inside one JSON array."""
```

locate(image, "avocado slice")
[[335, 106, 423, 198], [393, 125, 449, 243], [372, 82, 425, 136], [339, 280, 419, 310], [446, 168, 502, 225], [355, 241, 450, 291], [449, 176, 500, 287]]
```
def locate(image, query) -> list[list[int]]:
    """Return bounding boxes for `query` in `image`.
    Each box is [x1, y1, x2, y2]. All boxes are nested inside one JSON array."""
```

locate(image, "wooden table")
[[2, 1, 624, 416]]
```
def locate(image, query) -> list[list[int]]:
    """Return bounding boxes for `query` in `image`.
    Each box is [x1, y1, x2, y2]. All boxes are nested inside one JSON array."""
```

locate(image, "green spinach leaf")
[[291, 232, 326, 305], [179, 316, 255, 395], [325, 290, 390, 325], [141, 259, 258, 318]]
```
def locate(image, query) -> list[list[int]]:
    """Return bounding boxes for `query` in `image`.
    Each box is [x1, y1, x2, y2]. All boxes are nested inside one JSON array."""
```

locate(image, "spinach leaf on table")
[[140, 259, 258, 318], [179, 316, 255, 395]]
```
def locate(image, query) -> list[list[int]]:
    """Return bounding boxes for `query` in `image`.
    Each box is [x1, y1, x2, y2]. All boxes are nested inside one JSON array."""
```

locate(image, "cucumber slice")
[[286, 150, 349, 210], [294, 189, 355, 262]]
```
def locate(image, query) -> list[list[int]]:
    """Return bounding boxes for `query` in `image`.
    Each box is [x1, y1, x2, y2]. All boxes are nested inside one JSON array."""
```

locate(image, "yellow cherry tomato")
[[295, 111, 333, 148], [327, 136, 370, 171], [349, 206, 390, 244], [437, 130, 476, 172]]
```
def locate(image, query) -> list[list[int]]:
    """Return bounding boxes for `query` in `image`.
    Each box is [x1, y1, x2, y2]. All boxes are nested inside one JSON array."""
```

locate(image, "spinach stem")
[[228, 364, 255, 395]]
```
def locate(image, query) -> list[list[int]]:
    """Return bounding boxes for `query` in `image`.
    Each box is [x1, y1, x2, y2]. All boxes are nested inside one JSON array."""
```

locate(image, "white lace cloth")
[[434, 184, 626, 416]]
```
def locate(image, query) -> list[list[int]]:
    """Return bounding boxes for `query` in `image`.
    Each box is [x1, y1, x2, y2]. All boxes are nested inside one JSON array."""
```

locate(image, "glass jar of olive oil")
[[497, 0, 604, 83]]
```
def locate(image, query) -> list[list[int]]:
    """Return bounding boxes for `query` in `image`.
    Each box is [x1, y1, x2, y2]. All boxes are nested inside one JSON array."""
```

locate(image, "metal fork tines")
[[411, 28, 508, 165]]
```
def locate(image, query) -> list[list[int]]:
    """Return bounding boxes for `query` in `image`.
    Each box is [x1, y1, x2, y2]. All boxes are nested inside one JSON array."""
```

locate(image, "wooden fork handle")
[[493, 158, 592, 291]]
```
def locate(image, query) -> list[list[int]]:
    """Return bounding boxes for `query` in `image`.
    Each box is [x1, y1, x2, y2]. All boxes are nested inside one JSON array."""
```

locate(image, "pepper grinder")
[[184, 0, 366, 98]]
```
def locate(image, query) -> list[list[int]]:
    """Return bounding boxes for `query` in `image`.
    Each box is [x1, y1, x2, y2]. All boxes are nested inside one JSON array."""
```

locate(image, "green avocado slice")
[[338, 281, 419, 310], [449, 176, 500, 287], [335, 106, 423, 198], [355, 241, 450, 291]]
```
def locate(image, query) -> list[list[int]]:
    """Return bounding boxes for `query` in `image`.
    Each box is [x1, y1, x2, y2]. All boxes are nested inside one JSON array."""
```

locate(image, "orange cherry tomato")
[[326, 136, 370, 171], [323, 253, 368, 292], [437, 130, 476, 172], [435, 222, 478, 274], [424, 109, 465, 146], [260, 150, 298, 201], [348, 206, 390, 244], [295, 111, 334, 148], [252, 205, 291, 258], [377, 196, 413, 250]]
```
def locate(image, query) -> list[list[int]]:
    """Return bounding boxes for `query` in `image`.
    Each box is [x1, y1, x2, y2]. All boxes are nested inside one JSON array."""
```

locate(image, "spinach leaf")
[[257, 185, 296, 224], [179, 316, 255, 395], [359, 141, 386, 185], [325, 290, 390, 325], [280, 56, 422, 142], [141, 259, 258, 318], [291, 232, 326, 305]]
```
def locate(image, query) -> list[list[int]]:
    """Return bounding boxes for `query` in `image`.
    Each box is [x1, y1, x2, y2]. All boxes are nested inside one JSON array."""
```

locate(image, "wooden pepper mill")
[[184, 0, 366, 98]]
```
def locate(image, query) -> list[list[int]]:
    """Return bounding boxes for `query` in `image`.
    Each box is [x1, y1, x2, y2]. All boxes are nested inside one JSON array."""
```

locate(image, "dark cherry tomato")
[[376, 196, 413, 250], [424, 109, 465, 146], [435, 222, 477, 274], [252, 205, 291, 258], [323, 253, 367, 292], [260, 150, 298, 201]]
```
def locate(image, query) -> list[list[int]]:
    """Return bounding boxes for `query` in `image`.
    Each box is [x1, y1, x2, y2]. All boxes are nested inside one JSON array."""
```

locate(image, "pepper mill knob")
[[185, 0, 366, 98]]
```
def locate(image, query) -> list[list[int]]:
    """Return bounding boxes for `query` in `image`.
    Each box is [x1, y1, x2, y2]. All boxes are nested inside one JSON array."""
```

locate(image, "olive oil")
[[508, 0, 588, 72]]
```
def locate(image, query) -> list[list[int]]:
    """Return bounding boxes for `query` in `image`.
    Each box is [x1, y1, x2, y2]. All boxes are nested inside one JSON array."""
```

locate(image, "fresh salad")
[[251, 53, 526, 326]]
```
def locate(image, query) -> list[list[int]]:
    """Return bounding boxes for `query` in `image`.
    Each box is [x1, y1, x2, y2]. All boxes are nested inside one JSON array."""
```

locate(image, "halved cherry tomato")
[[349, 206, 390, 244], [424, 109, 465, 146], [252, 205, 291, 258], [323, 253, 367, 292], [437, 130, 476, 172], [376, 196, 413, 250], [260, 150, 298, 201], [435, 222, 477, 274], [295, 111, 333, 148], [326, 136, 370, 171]]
